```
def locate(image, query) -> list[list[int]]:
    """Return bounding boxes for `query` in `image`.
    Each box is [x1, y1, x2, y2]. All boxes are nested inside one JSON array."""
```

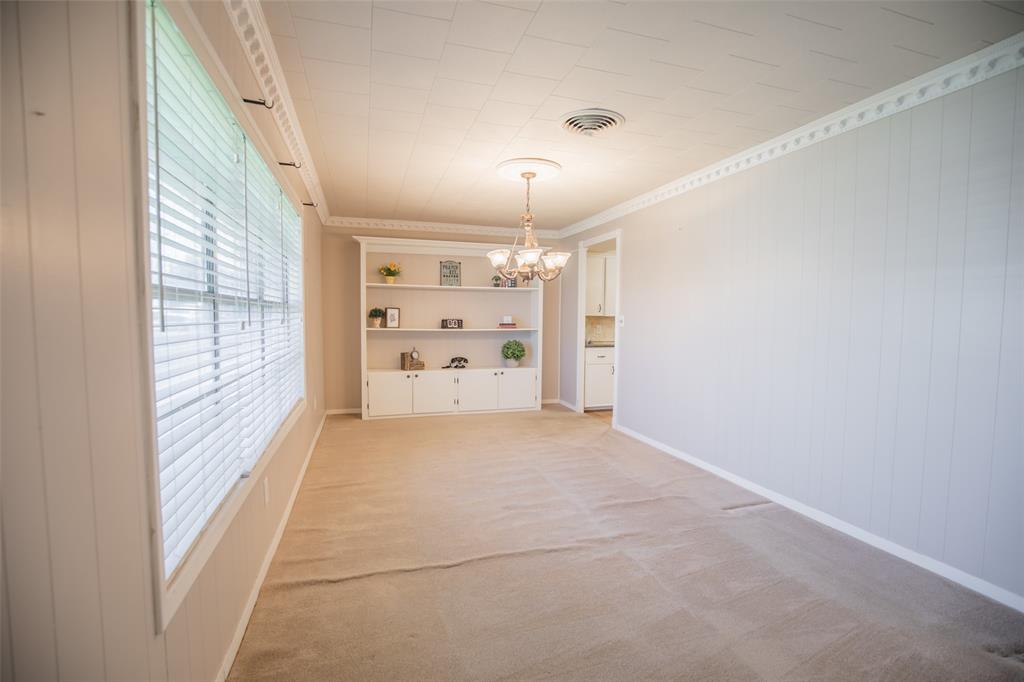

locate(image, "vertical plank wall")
[[563, 67, 1023, 606], [1, 2, 326, 680]]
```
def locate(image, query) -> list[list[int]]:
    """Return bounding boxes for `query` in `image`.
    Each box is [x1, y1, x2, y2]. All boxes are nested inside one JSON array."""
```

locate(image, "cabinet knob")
[[406, 374, 410, 378], [493, 372, 498, 376], [414, 373, 419, 378]]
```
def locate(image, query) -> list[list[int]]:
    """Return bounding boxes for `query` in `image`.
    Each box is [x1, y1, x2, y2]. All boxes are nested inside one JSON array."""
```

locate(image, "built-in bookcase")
[[356, 236, 543, 419]]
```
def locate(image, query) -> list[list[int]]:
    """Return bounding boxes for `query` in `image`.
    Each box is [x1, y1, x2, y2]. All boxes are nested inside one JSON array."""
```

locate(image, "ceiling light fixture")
[[488, 158, 571, 283]]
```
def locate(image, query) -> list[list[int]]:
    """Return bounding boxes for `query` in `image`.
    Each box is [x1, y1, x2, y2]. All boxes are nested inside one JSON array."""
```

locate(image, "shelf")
[[368, 366, 535, 373], [367, 327, 537, 333], [366, 283, 536, 292], [358, 236, 544, 419]]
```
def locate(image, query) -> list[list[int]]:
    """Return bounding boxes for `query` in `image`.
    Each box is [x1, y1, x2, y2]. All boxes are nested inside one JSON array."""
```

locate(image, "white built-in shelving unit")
[[365, 283, 534, 292], [356, 236, 543, 419]]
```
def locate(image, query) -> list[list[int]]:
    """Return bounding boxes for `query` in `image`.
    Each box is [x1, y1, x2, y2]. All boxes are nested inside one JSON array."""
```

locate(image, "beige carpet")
[[230, 407, 1024, 681]]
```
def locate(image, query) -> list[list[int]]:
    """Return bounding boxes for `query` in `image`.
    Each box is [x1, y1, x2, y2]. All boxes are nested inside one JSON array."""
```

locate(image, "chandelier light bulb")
[[487, 249, 511, 269], [516, 248, 544, 268], [542, 252, 571, 270]]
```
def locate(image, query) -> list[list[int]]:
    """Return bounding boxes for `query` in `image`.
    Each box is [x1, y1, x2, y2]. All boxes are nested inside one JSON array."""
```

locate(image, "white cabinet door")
[[585, 363, 615, 408], [413, 371, 458, 414], [603, 255, 617, 316], [457, 369, 499, 412], [498, 368, 536, 410], [585, 254, 606, 315], [367, 372, 413, 417]]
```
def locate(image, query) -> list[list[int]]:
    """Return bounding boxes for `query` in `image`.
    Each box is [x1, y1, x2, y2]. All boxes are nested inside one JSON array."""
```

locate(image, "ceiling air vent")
[[561, 108, 625, 137]]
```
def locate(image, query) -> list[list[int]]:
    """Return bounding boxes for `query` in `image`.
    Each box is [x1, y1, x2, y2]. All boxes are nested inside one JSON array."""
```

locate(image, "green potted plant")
[[368, 307, 385, 328], [378, 261, 401, 284], [501, 339, 526, 368]]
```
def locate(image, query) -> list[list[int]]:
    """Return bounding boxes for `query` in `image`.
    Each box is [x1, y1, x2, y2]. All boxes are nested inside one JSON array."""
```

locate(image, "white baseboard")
[[325, 408, 360, 415], [613, 423, 1024, 615], [217, 412, 327, 681], [542, 398, 559, 405], [558, 399, 577, 411]]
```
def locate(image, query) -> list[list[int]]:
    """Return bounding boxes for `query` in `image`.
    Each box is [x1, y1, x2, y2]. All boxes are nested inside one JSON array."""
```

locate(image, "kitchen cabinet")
[[586, 254, 606, 315], [585, 253, 617, 316], [584, 347, 615, 409], [603, 256, 617, 316]]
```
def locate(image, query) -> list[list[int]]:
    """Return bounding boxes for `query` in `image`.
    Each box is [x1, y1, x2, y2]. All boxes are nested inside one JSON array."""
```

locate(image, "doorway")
[[575, 231, 621, 427]]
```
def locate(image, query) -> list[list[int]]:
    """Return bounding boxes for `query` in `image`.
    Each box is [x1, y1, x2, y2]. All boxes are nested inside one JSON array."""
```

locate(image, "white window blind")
[[146, 0, 304, 576]]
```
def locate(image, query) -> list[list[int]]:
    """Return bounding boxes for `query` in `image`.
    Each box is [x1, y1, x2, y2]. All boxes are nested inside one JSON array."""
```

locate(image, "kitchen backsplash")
[[585, 315, 616, 344]]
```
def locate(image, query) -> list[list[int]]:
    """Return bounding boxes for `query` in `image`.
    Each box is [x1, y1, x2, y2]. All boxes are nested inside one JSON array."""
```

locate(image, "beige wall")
[[1, 2, 325, 680], [558, 68, 1024, 608], [322, 229, 561, 411]]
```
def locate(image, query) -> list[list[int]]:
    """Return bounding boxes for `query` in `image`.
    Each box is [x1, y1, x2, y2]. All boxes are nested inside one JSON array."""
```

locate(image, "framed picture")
[[439, 260, 461, 287], [385, 307, 400, 328]]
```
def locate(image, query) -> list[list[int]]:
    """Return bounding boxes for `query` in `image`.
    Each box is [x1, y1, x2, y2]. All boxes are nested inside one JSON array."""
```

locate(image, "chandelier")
[[487, 158, 571, 283]]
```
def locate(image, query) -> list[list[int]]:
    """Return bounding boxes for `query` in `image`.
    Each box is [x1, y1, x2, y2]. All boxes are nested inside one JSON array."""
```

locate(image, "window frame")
[[130, 0, 309, 633]]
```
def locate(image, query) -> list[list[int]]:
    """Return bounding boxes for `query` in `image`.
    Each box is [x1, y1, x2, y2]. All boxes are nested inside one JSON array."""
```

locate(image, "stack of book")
[[498, 321, 517, 329]]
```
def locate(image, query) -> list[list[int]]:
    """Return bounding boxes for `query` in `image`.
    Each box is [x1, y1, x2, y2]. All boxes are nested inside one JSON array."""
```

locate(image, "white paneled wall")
[[565, 67, 1024, 606], [1, 2, 325, 679]]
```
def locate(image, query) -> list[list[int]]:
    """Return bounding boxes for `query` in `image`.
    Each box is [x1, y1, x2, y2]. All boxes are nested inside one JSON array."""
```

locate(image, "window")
[[145, 0, 304, 576]]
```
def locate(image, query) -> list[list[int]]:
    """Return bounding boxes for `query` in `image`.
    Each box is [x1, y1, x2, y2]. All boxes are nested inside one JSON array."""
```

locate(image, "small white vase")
[[384, 276, 395, 285], [369, 317, 382, 328], [505, 358, 520, 368]]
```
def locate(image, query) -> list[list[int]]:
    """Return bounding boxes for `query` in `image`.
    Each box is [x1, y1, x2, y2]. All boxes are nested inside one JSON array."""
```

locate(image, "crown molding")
[[324, 216, 560, 240], [353, 235, 531, 257], [166, 2, 307, 214], [223, 0, 330, 225], [223, 3, 1021, 242], [559, 30, 1024, 239]]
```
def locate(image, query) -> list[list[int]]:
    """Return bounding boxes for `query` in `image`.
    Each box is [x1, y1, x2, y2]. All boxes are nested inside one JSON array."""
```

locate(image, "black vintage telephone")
[[442, 356, 469, 369]]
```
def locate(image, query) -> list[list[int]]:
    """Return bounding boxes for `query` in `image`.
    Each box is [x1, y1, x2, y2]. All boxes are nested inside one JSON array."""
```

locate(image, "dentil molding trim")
[[559, 30, 1024, 238], [324, 216, 560, 240], [221, 3, 1021, 240], [221, 0, 557, 239], [224, 0, 330, 225]]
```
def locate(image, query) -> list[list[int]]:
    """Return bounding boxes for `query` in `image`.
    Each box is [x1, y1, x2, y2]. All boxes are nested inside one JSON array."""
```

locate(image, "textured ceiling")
[[261, 0, 1024, 228]]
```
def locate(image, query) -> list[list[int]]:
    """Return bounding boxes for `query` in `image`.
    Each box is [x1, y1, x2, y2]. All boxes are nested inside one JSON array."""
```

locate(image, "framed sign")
[[440, 318, 464, 329], [439, 260, 461, 287], [385, 307, 401, 328]]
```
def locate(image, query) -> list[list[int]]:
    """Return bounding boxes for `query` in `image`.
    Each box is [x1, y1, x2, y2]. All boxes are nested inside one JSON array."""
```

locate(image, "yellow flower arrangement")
[[378, 261, 401, 277]]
